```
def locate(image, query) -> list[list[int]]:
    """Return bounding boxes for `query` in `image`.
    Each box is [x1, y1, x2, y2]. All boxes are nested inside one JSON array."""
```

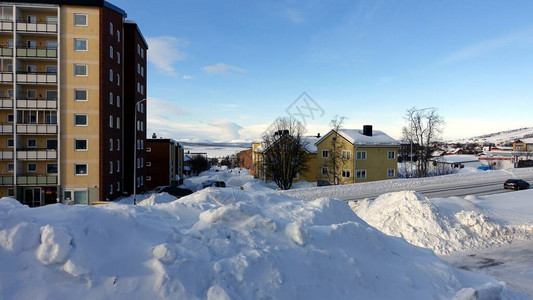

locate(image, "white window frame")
[[74, 64, 88, 76], [341, 150, 351, 160], [356, 150, 367, 160], [74, 89, 87, 101], [387, 151, 395, 159], [74, 14, 88, 26], [387, 169, 395, 178], [322, 149, 329, 158], [74, 39, 87, 51], [342, 169, 351, 178], [46, 163, 58, 175], [74, 114, 88, 126], [75, 164, 88, 176], [74, 139, 88, 151], [356, 169, 367, 179]]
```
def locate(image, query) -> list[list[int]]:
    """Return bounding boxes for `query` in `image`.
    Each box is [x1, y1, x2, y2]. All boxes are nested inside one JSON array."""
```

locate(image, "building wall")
[[316, 133, 353, 185], [145, 140, 170, 190], [237, 148, 252, 170]]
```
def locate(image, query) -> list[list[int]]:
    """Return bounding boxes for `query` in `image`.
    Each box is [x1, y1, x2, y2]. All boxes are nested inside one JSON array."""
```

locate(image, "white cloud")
[[146, 36, 188, 77], [441, 28, 533, 64], [182, 75, 193, 80], [202, 63, 246, 75]]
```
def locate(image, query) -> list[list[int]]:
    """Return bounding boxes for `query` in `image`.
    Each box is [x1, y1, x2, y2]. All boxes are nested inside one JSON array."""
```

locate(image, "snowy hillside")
[[0, 189, 526, 299], [457, 127, 533, 144], [180, 141, 250, 157]]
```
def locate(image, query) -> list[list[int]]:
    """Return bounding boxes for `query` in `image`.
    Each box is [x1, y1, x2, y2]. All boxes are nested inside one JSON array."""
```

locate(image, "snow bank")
[[0, 191, 522, 299], [352, 191, 532, 255]]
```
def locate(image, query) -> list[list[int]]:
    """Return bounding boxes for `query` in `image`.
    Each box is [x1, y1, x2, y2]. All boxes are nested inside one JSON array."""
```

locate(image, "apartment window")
[[46, 65, 57, 74], [322, 167, 328, 175], [109, 92, 113, 105], [117, 182, 120, 192], [137, 44, 140, 54], [27, 89, 37, 99], [47, 163, 58, 174], [137, 158, 140, 168], [74, 114, 87, 126], [7, 188, 14, 197], [356, 169, 366, 179], [141, 48, 144, 58], [27, 41, 37, 49], [109, 69, 113, 81], [46, 90, 58, 100], [75, 139, 87, 151], [109, 184, 113, 195], [74, 39, 87, 51], [46, 16, 58, 24], [7, 89, 13, 99], [46, 139, 57, 150], [109, 45, 114, 58], [116, 139, 120, 151], [341, 150, 351, 160], [137, 64, 140, 74], [46, 112, 57, 124], [26, 65, 37, 72], [116, 117, 120, 129], [7, 139, 13, 147], [109, 161, 113, 174], [116, 96, 120, 107], [7, 64, 12, 72], [27, 163, 37, 172], [7, 163, 14, 172], [109, 116, 113, 128], [140, 103, 144, 113], [27, 139, 37, 148], [342, 169, 351, 178], [387, 151, 395, 159], [322, 150, 329, 158], [74, 14, 87, 26], [141, 66, 144, 77], [75, 164, 87, 175], [137, 82, 140, 93], [117, 74, 120, 86], [74, 64, 87, 76], [387, 169, 396, 178], [74, 89, 87, 101], [109, 138, 113, 151], [7, 114, 13, 123], [117, 160, 120, 172], [141, 85, 144, 95], [109, 22, 113, 35], [141, 158, 144, 167], [356, 151, 367, 160], [27, 15, 36, 23], [117, 52, 120, 64], [46, 41, 58, 49], [146, 162, 151, 167], [117, 30, 120, 41]]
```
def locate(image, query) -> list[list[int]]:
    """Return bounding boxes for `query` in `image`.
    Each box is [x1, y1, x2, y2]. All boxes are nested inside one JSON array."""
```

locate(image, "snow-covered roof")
[[338, 129, 399, 146], [433, 155, 479, 164], [302, 136, 319, 153]]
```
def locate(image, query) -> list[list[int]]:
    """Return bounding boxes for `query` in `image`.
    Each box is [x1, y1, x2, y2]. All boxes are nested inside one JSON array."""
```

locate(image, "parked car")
[[503, 179, 530, 190], [161, 186, 193, 198], [152, 186, 169, 193], [201, 180, 226, 188]]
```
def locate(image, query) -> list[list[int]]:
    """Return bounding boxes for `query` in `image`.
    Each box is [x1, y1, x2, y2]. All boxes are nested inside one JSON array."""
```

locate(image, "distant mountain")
[[457, 127, 533, 143], [179, 141, 251, 158]]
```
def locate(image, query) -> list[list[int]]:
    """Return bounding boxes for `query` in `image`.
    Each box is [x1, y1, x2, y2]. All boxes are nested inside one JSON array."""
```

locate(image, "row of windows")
[[2, 64, 57, 73], [321, 167, 396, 179], [5, 162, 57, 174], [321, 149, 396, 160], [72, 114, 121, 129]]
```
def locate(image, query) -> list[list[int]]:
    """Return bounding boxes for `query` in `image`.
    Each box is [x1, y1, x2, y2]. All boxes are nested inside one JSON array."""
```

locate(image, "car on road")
[[503, 179, 530, 190]]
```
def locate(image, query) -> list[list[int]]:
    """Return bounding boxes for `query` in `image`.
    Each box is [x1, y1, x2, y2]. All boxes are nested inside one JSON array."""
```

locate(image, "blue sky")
[[112, 0, 533, 142]]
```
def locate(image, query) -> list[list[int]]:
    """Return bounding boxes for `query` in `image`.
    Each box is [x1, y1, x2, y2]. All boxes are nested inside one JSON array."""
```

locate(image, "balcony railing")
[[0, 124, 13, 134], [17, 149, 57, 160], [0, 20, 13, 31], [17, 98, 57, 109], [0, 46, 13, 57], [16, 124, 57, 134], [17, 46, 57, 59], [0, 72, 13, 83], [17, 175, 57, 185], [0, 176, 14, 186], [0, 97, 13, 108], [16, 21, 57, 33], [16, 72, 57, 84], [0, 149, 14, 160]]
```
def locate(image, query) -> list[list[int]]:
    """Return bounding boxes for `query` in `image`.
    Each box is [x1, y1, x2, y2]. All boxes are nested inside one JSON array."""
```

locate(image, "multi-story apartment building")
[[145, 138, 184, 190], [0, 0, 147, 206]]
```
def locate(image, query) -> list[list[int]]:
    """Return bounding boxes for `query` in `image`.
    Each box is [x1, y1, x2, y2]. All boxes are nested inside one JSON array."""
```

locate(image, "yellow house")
[[316, 125, 398, 186], [252, 136, 318, 184]]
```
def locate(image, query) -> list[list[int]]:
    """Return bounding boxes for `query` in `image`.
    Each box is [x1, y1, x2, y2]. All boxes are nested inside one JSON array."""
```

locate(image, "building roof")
[[316, 129, 398, 146], [302, 136, 319, 153], [124, 20, 149, 49], [10, 0, 127, 17]]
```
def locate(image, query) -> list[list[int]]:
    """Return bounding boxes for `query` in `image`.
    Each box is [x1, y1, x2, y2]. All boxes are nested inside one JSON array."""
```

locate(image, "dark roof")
[[10, 0, 126, 17], [124, 20, 148, 49]]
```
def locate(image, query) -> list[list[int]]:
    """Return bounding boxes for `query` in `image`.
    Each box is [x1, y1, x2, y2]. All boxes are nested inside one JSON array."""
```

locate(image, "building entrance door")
[[24, 188, 41, 207]]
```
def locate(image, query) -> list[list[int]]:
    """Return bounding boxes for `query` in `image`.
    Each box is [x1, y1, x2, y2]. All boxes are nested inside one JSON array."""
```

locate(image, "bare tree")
[[402, 107, 444, 177], [262, 117, 309, 190], [189, 154, 209, 175], [324, 115, 346, 185]]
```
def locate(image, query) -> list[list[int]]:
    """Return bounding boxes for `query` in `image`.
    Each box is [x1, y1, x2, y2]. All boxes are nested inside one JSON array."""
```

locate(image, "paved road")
[[340, 176, 533, 202]]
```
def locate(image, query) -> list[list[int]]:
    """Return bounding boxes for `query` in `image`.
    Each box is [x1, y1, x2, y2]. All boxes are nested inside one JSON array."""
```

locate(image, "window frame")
[[74, 64, 88, 76], [322, 149, 329, 158], [74, 89, 88, 101], [356, 169, 367, 179], [74, 114, 88, 126], [27, 163, 37, 172], [356, 150, 367, 160], [342, 169, 351, 178], [341, 150, 351, 160], [74, 163, 88, 176], [74, 39, 87, 51], [46, 163, 58, 174], [387, 169, 396, 178], [387, 150, 396, 159], [74, 14, 88, 26], [74, 139, 88, 151]]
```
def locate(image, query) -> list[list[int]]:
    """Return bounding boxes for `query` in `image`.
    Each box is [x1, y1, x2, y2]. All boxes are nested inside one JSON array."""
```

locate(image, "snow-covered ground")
[[1, 167, 533, 299]]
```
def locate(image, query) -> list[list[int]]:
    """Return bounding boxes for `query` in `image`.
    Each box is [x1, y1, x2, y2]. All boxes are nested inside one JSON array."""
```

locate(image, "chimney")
[[317, 133, 321, 138], [363, 125, 373, 137]]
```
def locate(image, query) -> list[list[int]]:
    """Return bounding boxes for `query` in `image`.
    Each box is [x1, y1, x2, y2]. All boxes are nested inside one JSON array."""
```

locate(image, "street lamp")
[[133, 98, 147, 205]]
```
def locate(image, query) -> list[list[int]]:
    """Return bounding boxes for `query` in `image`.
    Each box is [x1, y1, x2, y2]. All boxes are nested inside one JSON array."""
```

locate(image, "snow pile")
[[0, 190, 522, 299], [352, 191, 531, 255]]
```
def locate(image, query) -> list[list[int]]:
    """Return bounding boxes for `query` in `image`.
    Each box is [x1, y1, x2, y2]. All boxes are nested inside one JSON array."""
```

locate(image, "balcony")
[[17, 175, 57, 185], [0, 72, 13, 83], [17, 149, 57, 160], [0, 124, 13, 134], [16, 72, 57, 84], [0, 19, 13, 31], [0, 46, 13, 57], [0, 97, 13, 108], [0, 149, 14, 160], [0, 176, 14, 186], [17, 46, 57, 59], [16, 124, 57, 134], [16, 21, 57, 34], [17, 98, 57, 109]]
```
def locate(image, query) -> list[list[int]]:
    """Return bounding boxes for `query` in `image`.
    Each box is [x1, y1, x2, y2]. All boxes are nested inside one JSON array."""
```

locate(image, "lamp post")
[[133, 98, 147, 205]]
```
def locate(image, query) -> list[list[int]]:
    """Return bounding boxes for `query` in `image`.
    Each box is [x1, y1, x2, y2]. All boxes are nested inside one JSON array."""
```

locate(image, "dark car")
[[503, 179, 530, 190], [201, 180, 226, 188]]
